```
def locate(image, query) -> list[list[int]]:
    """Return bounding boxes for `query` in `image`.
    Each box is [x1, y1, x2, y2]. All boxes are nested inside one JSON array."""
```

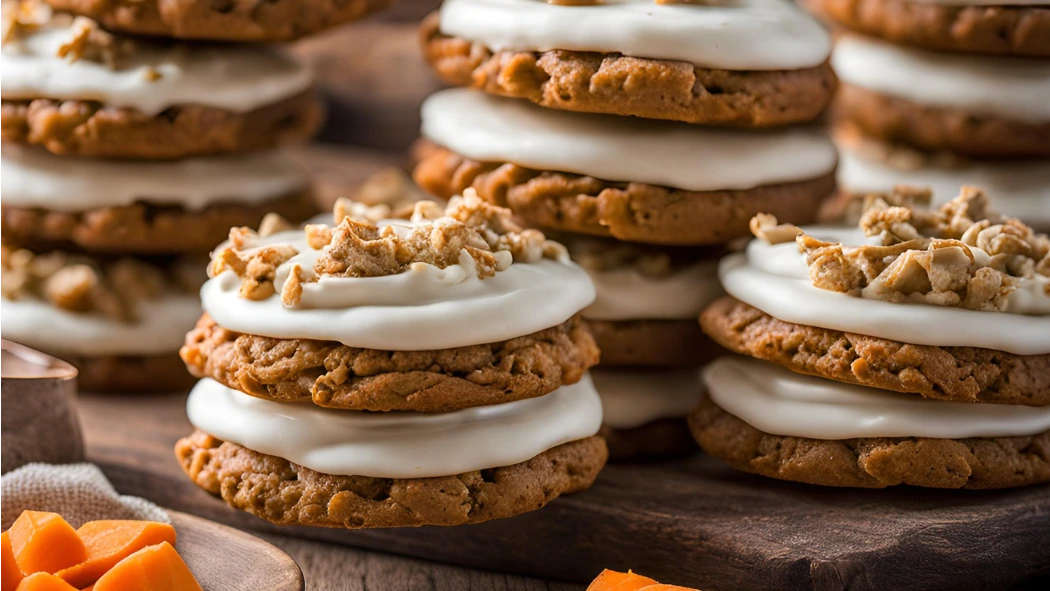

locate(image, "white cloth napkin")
[[1, 463, 169, 529]]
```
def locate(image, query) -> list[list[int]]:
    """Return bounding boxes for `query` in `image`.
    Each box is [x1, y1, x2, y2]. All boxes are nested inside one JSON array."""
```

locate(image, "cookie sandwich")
[[176, 194, 608, 528], [422, 0, 837, 127], [693, 187, 1050, 488]]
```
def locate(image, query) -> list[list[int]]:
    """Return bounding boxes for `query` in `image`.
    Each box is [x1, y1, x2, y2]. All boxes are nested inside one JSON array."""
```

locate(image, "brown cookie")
[[701, 297, 1050, 406], [600, 419, 697, 462], [181, 313, 600, 413], [808, 0, 1050, 57], [0, 90, 322, 160], [44, 0, 392, 42], [420, 13, 837, 127], [689, 392, 1050, 489], [1, 191, 317, 255], [413, 146, 835, 246], [175, 430, 607, 528], [586, 318, 722, 367], [834, 84, 1050, 159], [64, 351, 196, 393]]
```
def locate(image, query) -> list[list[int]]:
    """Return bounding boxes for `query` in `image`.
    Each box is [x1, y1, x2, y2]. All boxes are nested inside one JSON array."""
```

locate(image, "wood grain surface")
[[75, 390, 1050, 591], [171, 510, 304, 591]]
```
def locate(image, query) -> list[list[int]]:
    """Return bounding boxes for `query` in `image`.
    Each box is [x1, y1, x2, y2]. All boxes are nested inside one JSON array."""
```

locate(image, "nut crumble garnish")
[[55, 15, 136, 68], [750, 213, 801, 245], [547, 0, 602, 5], [1, 0, 51, 45], [751, 186, 1049, 313]]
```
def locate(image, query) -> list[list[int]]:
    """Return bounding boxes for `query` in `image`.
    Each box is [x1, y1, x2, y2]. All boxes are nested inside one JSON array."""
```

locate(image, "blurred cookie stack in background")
[[807, 0, 1050, 230], [413, 0, 839, 459], [0, 0, 391, 391]]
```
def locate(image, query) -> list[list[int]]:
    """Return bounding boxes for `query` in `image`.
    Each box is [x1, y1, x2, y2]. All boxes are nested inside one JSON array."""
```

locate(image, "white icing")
[[720, 227, 1050, 354], [439, 0, 830, 70], [582, 260, 722, 321], [0, 294, 200, 356], [0, 147, 310, 212], [832, 34, 1050, 124], [591, 368, 702, 430], [201, 227, 596, 350], [1, 26, 313, 115], [421, 89, 838, 191], [837, 143, 1050, 229], [186, 375, 603, 478], [704, 357, 1050, 439]]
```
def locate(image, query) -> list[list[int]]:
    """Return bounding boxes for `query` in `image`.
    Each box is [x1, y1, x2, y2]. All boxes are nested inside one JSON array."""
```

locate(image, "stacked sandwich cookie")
[[415, 0, 839, 459], [175, 195, 607, 528], [693, 187, 1050, 488], [807, 0, 1050, 229]]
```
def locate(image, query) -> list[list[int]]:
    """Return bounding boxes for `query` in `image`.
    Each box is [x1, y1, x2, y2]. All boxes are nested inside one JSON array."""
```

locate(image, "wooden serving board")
[[77, 392, 1050, 591]]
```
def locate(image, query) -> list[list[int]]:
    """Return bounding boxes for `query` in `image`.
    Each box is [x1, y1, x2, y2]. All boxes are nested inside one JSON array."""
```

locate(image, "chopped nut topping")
[[257, 212, 294, 238], [1, 246, 200, 321], [750, 213, 801, 245], [765, 186, 1050, 313], [547, 0, 602, 5], [1, 0, 51, 45], [54, 15, 136, 68]]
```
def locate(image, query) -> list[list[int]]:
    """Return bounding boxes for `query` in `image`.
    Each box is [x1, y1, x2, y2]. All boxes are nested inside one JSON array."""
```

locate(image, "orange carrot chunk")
[[93, 543, 201, 591], [639, 585, 701, 591], [587, 570, 661, 591], [7, 513, 86, 575], [2, 533, 24, 591], [56, 521, 176, 588], [14, 573, 79, 591]]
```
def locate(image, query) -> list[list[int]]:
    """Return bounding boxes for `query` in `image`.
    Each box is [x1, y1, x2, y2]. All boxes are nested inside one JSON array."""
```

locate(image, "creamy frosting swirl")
[[439, 0, 831, 70], [720, 227, 1050, 354], [1, 25, 313, 115], [187, 375, 603, 478], [582, 260, 722, 321], [592, 368, 702, 430], [705, 357, 1050, 439]]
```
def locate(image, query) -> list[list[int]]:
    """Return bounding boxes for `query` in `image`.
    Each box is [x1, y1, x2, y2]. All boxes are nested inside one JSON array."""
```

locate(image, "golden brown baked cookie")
[[0, 90, 323, 160], [1, 191, 317, 254], [834, 84, 1050, 159], [420, 13, 837, 127], [181, 313, 601, 413], [43, 0, 392, 42], [600, 419, 697, 462], [808, 0, 1050, 57], [700, 297, 1050, 406], [413, 146, 835, 246], [175, 429, 608, 528], [586, 319, 722, 367], [689, 392, 1050, 489]]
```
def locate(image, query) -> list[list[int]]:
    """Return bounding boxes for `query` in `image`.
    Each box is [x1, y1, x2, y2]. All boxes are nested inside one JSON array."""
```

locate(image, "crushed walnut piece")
[[750, 213, 801, 245], [55, 15, 136, 68], [760, 186, 1050, 313], [1, 246, 200, 321], [547, 0, 602, 5], [1, 0, 51, 45]]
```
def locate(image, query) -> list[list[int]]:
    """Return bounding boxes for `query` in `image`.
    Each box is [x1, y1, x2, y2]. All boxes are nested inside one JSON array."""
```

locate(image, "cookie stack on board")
[[0, 0, 388, 391], [175, 195, 608, 528], [807, 0, 1050, 230], [694, 188, 1050, 488], [414, 0, 839, 459]]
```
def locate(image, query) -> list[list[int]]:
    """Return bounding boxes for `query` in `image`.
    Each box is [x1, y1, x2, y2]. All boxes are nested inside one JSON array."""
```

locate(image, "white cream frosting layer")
[[592, 368, 702, 430], [187, 375, 603, 478], [836, 144, 1050, 230], [832, 34, 1050, 124], [421, 89, 838, 191], [0, 294, 200, 356], [582, 260, 722, 321], [720, 227, 1050, 354], [705, 357, 1050, 439], [202, 228, 596, 350], [1, 26, 313, 115], [439, 0, 830, 70], [1, 147, 310, 212]]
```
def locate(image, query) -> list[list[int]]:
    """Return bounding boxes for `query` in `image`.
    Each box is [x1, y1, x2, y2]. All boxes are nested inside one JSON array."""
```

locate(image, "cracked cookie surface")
[[420, 13, 837, 127], [700, 297, 1050, 406], [175, 430, 608, 528], [689, 392, 1050, 489], [180, 313, 600, 413]]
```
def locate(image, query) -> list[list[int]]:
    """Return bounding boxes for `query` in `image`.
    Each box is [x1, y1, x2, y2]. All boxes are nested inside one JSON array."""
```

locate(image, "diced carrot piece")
[[639, 586, 701, 591], [587, 570, 661, 591], [55, 521, 176, 588], [7, 513, 86, 575], [14, 573, 78, 591], [2, 533, 24, 591], [93, 543, 201, 591]]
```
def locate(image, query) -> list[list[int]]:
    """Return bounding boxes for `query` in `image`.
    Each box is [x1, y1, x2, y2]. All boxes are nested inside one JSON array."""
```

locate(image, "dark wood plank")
[[76, 391, 1050, 591], [171, 510, 304, 591]]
